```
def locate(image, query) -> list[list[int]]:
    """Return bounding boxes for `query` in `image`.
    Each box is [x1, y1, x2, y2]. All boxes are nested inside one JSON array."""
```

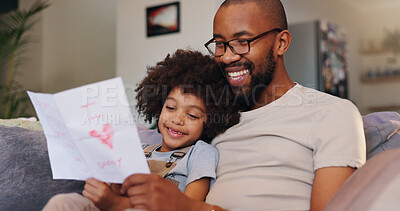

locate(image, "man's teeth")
[[168, 128, 183, 135], [227, 69, 249, 77]]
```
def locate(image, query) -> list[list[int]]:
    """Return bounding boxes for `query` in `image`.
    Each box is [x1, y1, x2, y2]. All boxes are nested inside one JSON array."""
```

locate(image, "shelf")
[[361, 75, 400, 83], [369, 105, 400, 113], [360, 48, 392, 55]]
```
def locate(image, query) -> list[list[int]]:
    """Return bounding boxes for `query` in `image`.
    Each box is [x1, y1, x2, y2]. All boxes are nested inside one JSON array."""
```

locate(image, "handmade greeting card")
[[28, 77, 150, 183]]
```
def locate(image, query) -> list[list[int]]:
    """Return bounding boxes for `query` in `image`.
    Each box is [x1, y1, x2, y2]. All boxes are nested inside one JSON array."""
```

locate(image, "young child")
[[43, 49, 239, 211]]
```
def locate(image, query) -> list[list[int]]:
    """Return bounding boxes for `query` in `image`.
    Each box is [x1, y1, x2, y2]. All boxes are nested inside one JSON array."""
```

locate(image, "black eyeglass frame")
[[204, 28, 283, 56]]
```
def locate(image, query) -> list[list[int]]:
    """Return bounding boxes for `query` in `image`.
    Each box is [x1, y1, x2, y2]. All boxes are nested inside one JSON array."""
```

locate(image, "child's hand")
[[110, 183, 122, 195], [83, 178, 130, 211]]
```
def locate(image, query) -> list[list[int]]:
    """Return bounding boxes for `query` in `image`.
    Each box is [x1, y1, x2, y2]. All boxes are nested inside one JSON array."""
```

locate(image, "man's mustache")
[[220, 61, 255, 72]]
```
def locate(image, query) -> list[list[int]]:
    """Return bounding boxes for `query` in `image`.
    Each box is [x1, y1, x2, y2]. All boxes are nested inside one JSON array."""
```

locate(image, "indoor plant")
[[0, 0, 50, 119]]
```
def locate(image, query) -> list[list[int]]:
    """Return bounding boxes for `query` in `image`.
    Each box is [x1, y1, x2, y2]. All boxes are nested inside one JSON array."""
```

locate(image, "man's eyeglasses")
[[204, 28, 283, 56]]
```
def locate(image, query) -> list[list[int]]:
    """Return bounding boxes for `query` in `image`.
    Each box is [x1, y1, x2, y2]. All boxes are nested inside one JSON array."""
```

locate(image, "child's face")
[[158, 87, 207, 152]]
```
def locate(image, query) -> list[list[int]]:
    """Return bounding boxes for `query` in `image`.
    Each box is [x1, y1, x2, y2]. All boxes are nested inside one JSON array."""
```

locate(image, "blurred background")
[[1, 0, 400, 119]]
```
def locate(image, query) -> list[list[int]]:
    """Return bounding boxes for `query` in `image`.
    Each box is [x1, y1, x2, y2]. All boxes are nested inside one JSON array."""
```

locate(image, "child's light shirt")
[[146, 140, 218, 192]]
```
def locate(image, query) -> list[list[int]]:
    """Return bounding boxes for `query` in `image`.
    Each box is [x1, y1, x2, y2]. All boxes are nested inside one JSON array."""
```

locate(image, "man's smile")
[[226, 69, 250, 86], [222, 61, 253, 87]]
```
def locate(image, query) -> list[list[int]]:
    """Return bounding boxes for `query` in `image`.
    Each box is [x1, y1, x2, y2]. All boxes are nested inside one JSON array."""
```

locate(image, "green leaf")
[[0, 0, 50, 118]]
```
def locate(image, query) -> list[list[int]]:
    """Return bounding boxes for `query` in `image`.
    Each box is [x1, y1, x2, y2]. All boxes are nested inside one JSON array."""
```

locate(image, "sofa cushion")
[[324, 147, 400, 211], [0, 125, 84, 210], [363, 112, 400, 159]]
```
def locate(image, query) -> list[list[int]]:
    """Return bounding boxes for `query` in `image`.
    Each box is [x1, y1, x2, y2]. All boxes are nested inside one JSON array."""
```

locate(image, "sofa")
[[0, 112, 399, 210], [0, 122, 85, 210], [325, 111, 400, 211]]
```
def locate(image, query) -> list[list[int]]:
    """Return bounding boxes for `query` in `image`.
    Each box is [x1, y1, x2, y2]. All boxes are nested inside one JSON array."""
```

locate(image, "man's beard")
[[232, 48, 276, 111]]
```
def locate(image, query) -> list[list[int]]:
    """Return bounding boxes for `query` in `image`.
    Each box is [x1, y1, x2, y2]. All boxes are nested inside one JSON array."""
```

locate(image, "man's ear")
[[275, 30, 292, 56]]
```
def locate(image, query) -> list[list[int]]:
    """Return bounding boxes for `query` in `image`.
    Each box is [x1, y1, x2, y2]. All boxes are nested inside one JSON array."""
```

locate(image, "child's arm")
[[183, 177, 211, 201], [182, 141, 218, 201], [83, 178, 131, 211]]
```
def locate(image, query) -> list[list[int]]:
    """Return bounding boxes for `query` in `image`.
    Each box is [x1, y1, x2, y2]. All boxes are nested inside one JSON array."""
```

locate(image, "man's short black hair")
[[220, 0, 288, 30]]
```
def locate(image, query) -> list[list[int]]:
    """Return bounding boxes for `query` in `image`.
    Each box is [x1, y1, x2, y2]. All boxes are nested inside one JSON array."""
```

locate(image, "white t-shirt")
[[206, 84, 366, 211]]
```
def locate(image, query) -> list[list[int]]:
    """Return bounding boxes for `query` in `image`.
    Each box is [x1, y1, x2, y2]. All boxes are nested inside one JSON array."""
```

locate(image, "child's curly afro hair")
[[135, 49, 240, 143]]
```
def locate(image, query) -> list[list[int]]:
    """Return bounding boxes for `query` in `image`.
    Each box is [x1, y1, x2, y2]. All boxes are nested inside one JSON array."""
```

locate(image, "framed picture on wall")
[[146, 2, 180, 37]]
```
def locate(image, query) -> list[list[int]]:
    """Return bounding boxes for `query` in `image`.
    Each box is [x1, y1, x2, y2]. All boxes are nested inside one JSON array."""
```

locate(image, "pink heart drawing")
[[89, 123, 114, 149]]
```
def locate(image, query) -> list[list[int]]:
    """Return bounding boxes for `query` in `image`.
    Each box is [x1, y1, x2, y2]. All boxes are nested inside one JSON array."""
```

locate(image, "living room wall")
[[41, 0, 116, 93], [116, 0, 218, 90], [14, 0, 44, 94], [116, 0, 219, 122], [17, 0, 116, 94], [17, 0, 400, 117]]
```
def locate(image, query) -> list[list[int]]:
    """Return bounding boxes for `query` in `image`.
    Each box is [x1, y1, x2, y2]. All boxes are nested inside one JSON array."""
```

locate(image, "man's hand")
[[83, 178, 130, 211], [120, 174, 211, 211]]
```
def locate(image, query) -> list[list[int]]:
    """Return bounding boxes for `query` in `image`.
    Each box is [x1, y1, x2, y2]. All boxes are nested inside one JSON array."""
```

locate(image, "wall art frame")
[[146, 2, 180, 37]]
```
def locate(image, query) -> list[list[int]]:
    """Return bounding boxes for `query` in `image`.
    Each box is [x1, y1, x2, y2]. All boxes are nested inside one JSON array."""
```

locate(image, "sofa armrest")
[[324, 147, 400, 211]]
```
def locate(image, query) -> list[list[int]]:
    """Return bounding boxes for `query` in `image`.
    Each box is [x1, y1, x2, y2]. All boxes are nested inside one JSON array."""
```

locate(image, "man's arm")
[[310, 166, 355, 211], [120, 174, 226, 211]]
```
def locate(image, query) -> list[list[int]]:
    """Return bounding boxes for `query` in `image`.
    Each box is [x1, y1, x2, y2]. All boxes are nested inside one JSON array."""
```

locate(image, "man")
[[121, 1, 366, 210]]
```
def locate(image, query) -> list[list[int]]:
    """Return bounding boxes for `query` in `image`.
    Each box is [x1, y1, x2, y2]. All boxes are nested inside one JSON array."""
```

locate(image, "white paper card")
[[28, 77, 150, 183]]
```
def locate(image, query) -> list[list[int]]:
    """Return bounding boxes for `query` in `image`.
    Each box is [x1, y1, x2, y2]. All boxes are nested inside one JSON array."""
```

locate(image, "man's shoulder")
[[293, 84, 355, 108]]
